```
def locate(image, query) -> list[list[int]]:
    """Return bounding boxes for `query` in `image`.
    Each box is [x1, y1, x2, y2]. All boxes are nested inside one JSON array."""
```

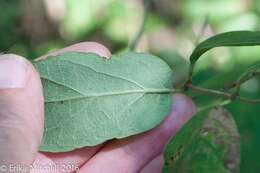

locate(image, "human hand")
[[0, 42, 196, 173]]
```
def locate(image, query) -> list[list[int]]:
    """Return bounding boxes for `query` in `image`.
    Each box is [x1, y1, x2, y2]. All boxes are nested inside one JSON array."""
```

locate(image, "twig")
[[186, 83, 260, 104], [225, 70, 260, 92], [129, 0, 151, 51], [235, 70, 260, 95]]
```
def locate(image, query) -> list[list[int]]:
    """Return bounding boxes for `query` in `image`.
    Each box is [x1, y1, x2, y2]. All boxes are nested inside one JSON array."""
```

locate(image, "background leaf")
[[235, 62, 260, 89], [35, 52, 175, 152], [191, 46, 260, 172], [163, 106, 240, 173], [156, 50, 190, 87], [190, 31, 260, 71]]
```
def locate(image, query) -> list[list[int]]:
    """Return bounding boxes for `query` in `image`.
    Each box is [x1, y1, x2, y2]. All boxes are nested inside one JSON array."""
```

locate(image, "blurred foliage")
[[1, 0, 260, 172], [163, 107, 240, 173]]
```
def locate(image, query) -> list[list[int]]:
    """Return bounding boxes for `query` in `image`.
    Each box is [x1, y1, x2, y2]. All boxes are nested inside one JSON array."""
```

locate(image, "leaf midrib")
[[45, 88, 179, 103]]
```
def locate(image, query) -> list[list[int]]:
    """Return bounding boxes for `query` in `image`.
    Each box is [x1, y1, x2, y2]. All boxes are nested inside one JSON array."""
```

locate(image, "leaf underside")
[[35, 52, 174, 152], [163, 106, 240, 173]]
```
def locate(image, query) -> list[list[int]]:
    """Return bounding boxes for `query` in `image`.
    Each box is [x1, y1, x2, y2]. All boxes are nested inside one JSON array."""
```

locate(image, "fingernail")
[[0, 54, 29, 88]]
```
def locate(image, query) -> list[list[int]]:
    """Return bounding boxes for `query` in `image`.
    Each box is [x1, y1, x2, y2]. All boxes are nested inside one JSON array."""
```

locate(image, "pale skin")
[[0, 42, 196, 173]]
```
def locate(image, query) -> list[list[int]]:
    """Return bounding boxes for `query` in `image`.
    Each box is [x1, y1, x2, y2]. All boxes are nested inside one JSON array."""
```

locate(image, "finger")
[[36, 42, 111, 61], [140, 155, 164, 173], [79, 94, 196, 173], [32, 146, 102, 173], [36, 145, 102, 170], [37, 42, 111, 169], [0, 54, 44, 167], [30, 154, 59, 173]]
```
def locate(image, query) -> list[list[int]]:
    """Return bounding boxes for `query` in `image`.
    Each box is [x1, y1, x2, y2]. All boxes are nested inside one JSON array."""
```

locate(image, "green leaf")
[[190, 31, 260, 72], [163, 106, 240, 173], [156, 50, 190, 87], [237, 62, 260, 82], [34, 52, 175, 152], [234, 61, 260, 94]]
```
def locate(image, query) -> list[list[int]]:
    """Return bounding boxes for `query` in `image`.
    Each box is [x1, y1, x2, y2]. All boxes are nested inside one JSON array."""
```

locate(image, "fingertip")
[[37, 42, 111, 61], [156, 94, 196, 140], [0, 54, 31, 89], [67, 42, 111, 58], [172, 93, 197, 116]]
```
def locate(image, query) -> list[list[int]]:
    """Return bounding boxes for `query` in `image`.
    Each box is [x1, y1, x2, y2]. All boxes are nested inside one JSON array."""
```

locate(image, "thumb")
[[0, 54, 44, 168]]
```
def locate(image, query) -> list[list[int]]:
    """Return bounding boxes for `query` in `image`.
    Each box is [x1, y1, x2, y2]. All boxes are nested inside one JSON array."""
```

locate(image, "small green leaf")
[[163, 106, 240, 173], [35, 52, 175, 152], [237, 62, 260, 82], [234, 61, 260, 94], [190, 31, 260, 73]]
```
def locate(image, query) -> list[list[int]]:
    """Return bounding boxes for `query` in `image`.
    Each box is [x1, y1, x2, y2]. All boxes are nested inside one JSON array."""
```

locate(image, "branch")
[[186, 83, 260, 104], [129, 0, 150, 51]]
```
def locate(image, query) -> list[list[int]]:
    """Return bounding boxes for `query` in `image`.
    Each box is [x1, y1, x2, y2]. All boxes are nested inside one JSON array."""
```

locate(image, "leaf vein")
[[62, 59, 145, 89]]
